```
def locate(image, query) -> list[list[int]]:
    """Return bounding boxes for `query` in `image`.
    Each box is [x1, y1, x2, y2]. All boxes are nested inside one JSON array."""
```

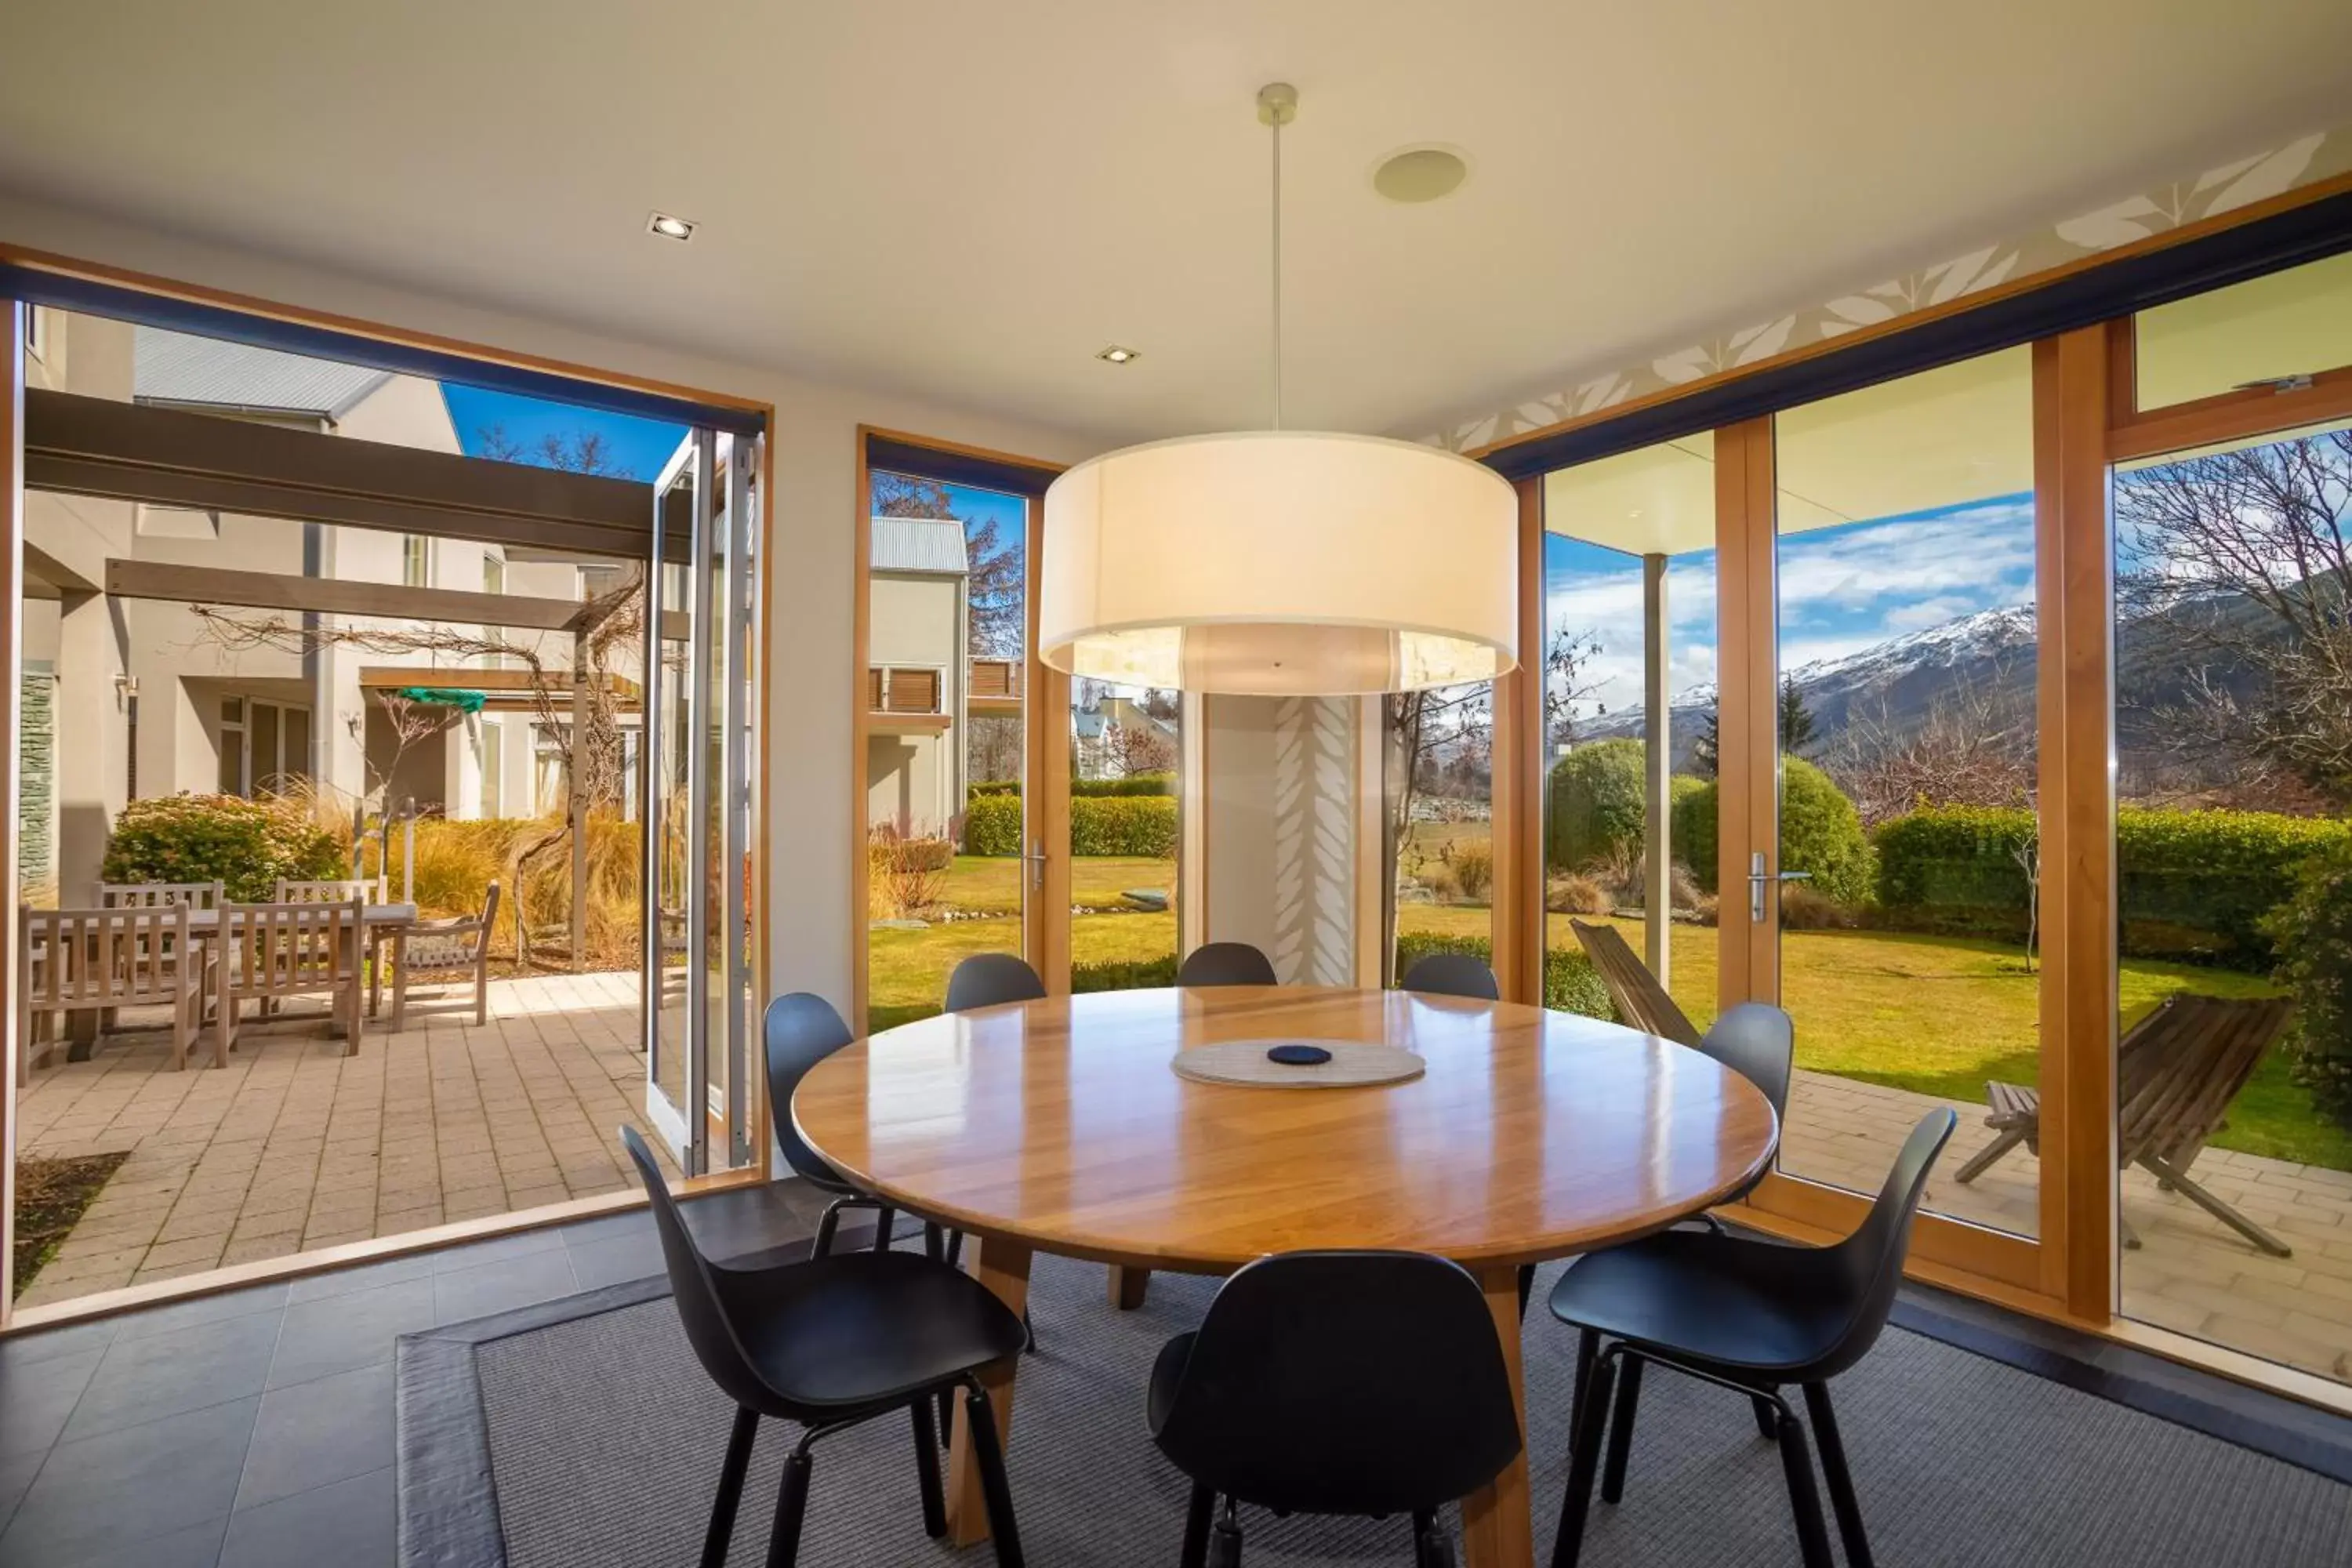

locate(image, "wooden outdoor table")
[[793, 984, 1778, 1568]]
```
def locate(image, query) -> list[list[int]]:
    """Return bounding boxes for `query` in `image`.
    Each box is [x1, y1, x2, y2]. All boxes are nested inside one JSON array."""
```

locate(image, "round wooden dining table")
[[793, 984, 1778, 1568]]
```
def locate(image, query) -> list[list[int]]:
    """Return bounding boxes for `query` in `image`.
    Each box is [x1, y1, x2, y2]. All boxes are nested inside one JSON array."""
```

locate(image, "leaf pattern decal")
[[2199, 134, 2322, 216]]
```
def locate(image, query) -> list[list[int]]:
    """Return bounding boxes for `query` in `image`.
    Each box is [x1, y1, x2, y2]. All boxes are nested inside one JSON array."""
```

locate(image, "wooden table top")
[[794, 985, 1777, 1272]]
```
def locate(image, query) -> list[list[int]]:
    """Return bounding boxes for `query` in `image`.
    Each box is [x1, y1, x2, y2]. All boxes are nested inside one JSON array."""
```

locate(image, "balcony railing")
[[866, 658, 1024, 717]]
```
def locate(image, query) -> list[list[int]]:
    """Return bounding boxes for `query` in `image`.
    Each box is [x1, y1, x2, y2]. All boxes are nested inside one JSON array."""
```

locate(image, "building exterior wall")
[[866, 568, 964, 835]]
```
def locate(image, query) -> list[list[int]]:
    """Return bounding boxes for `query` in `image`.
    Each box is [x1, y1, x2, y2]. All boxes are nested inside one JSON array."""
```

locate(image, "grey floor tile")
[[283, 1252, 436, 1305], [565, 1228, 665, 1291], [219, 1468, 392, 1568], [0, 1318, 117, 1372], [430, 1249, 579, 1325], [112, 1284, 289, 1344], [60, 1308, 282, 1444], [234, 1363, 393, 1512], [0, 1447, 46, 1537], [0, 1396, 256, 1562], [426, 1228, 567, 1275], [267, 1279, 437, 1391], [556, 1207, 653, 1247], [0, 1348, 102, 1460], [36, 1513, 228, 1568]]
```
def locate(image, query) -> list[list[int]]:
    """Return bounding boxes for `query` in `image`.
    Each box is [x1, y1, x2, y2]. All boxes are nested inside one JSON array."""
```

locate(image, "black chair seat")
[[1547, 1229, 1847, 1377], [727, 1250, 1028, 1415]]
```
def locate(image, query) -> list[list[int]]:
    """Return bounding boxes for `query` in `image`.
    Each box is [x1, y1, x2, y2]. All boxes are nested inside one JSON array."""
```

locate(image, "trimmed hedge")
[[101, 793, 345, 903], [961, 792, 1178, 857], [2264, 835, 2352, 1123], [1392, 930, 1613, 1021], [1672, 761, 1868, 906], [1544, 740, 1646, 872], [968, 773, 1174, 800], [1874, 803, 2352, 969], [1073, 953, 1180, 993]]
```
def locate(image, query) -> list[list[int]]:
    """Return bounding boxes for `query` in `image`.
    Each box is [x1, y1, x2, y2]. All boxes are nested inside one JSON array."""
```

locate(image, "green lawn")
[[931, 855, 1172, 915]]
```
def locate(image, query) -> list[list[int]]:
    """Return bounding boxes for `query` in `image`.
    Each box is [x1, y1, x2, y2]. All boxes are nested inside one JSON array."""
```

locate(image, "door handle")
[[1023, 838, 1051, 891], [1749, 851, 1811, 924]]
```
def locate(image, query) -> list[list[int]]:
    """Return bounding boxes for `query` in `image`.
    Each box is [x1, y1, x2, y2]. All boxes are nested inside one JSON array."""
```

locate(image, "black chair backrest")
[[945, 953, 1047, 1013], [1399, 952, 1500, 1001], [1817, 1108, 1957, 1378], [1177, 942, 1278, 988], [619, 1123, 773, 1413], [763, 992, 855, 1191], [1698, 1002, 1794, 1125], [1152, 1251, 1522, 1515]]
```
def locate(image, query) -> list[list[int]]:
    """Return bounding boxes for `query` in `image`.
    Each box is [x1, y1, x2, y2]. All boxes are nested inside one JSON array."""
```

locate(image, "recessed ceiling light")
[[1372, 146, 1470, 204], [1097, 345, 1140, 365], [647, 212, 696, 241]]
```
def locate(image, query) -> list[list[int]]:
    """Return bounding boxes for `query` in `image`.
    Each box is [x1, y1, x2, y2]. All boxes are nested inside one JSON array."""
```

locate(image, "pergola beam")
[[105, 557, 685, 641]]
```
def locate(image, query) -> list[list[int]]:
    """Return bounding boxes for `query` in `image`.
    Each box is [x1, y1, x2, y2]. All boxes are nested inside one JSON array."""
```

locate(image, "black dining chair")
[[764, 991, 920, 1260], [1687, 1002, 1794, 1223], [1399, 952, 1501, 1000], [1177, 942, 1279, 988], [945, 953, 1048, 1013], [1149, 1251, 1522, 1568], [619, 1125, 1029, 1568], [1547, 1108, 1958, 1568]]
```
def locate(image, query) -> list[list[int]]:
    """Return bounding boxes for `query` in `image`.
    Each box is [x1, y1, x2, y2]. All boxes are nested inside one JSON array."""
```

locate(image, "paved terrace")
[[16, 996, 2352, 1388], [14, 971, 672, 1309]]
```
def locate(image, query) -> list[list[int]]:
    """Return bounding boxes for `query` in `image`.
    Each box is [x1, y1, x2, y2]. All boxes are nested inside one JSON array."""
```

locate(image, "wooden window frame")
[[0, 256, 779, 1334]]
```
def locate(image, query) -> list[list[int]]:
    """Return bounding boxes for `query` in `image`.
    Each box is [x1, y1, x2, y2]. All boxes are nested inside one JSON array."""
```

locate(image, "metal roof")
[[869, 515, 969, 575], [134, 325, 396, 419]]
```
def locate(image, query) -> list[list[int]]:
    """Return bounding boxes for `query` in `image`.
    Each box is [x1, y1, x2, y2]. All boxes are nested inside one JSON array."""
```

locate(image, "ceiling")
[[2, 2, 2347, 447]]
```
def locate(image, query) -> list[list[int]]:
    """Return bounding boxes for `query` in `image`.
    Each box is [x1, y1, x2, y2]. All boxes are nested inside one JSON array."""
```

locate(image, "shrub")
[[962, 793, 1023, 856], [1392, 930, 1613, 1021], [1546, 873, 1612, 915], [1874, 804, 2036, 926], [968, 780, 1020, 799], [1673, 761, 1868, 906], [102, 793, 345, 903], [1544, 740, 1646, 873], [2263, 834, 2352, 1126], [966, 773, 1175, 801], [368, 812, 642, 967], [1779, 884, 1856, 931], [1069, 796, 1178, 857], [1447, 839, 1494, 902], [1073, 953, 1180, 993], [1673, 775, 1718, 892], [1415, 862, 1461, 900]]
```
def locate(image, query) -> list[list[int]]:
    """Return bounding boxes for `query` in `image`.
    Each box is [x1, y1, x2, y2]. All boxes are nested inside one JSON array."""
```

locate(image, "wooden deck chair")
[[383, 882, 499, 1029], [1956, 993, 2297, 1256], [217, 900, 367, 1061], [1569, 918, 1701, 1047], [20, 906, 207, 1078], [100, 880, 226, 911], [276, 877, 383, 904]]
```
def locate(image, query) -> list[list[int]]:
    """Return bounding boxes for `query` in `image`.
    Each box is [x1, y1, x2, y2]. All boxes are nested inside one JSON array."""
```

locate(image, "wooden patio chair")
[[1569, 918, 1702, 1047], [381, 882, 499, 1029], [1955, 993, 2298, 1257], [19, 906, 208, 1079], [216, 900, 367, 1059], [276, 877, 383, 904], [100, 880, 226, 911]]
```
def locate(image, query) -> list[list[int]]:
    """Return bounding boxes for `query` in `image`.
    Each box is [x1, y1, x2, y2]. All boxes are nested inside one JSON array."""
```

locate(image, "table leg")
[[946, 1234, 1032, 1545], [1459, 1261, 1534, 1568], [1109, 1265, 1150, 1310]]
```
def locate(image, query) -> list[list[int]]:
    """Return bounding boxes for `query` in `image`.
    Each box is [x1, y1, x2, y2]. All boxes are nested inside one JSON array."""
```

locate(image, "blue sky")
[[936, 481, 1028, 544], [1544, 491, 2037, 719], [441, 384, 689, 481]]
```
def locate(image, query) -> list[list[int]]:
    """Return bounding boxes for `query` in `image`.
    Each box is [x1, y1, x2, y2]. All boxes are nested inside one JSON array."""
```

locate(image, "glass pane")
[[216, 720, 243, 795], [1541, 435, 1719, 1025], [252, 703, 280, 794], [865, 473, 1029, 1032], [2136, 251, 2352, 412], [649, 466, 696, 1123], [1388, 680, 1493, 985], [2113, 416, 2352, 1385], [283, 707, 311, 786], [1069, 681, 1178, 990], [1773, 346, 2040, 1235]]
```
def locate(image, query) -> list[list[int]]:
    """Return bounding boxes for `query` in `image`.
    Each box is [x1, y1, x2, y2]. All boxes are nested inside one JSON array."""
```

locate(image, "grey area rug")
[[401, 1254, 2352, 1568]]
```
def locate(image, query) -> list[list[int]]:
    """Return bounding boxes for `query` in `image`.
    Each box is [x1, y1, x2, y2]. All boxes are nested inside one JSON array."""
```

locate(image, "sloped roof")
[[870, 515, 968, 575], [134, 326, 395, 419]]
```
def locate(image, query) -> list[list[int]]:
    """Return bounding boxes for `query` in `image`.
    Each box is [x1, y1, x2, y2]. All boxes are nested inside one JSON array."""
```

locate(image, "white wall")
[[0, 192, 1103, 1013]]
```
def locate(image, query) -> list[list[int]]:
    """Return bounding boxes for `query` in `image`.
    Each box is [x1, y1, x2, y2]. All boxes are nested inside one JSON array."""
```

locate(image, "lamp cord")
[[1270, 107, 1283, 432]]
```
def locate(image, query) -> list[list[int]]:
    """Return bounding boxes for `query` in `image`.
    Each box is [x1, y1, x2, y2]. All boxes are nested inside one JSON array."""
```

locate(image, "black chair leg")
[[811, 1202, 841, 1261], [1515, 1263, 1535, 1322], [1180, 1481, 1214, 1568], [1209, 1496, 1243, 1568], [1569, 1327, 1599, 1436], [1599, 1352, 1643, 1504], [961, 1379, 1026, 1567], [870, 1204, 897, 1254], [923, 1221, 945, 1261], [701, 1406, 758, 1568], [1752, 1392, 1780, 1442], [1023, 1306, 1038, 1355], [1412, 1508, 1454, 1568], [766, 1443, 813, 1568], [910, 1397, 947, 1539], [1773, 1409, 1836, 1568], [1550, 1349, 1616, 1568], [1803, 1382, 1872, 1568]]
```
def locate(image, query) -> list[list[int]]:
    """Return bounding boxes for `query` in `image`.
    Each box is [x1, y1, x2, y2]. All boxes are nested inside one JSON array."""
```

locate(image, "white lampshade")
[[1039, 430, 1519, 695]]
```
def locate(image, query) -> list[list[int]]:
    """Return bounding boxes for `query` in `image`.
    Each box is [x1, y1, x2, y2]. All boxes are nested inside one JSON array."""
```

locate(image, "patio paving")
[[13, 970, 675, 1309], [1782, 1068, 2352, 1388]]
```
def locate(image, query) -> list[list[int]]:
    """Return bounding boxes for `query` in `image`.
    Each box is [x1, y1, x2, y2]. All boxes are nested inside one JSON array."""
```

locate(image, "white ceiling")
[[2, 2, 2347, 447]]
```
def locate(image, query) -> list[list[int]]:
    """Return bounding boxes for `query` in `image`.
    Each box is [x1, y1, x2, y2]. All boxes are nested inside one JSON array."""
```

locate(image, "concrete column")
[[1642, 554, 1671, 986], [50, 591, 130, 901]]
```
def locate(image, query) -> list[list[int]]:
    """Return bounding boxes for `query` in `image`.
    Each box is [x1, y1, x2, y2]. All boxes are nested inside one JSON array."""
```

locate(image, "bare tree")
[[476, 424, 628, 478], [1823, 665, 2036, 829], [2117, 427, 2352, 805], [1102, 717, 1177, 778]]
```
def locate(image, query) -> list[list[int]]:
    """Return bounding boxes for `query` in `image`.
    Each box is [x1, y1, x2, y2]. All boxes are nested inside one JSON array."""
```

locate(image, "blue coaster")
[[1266, 1044, 1333, 1067]]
